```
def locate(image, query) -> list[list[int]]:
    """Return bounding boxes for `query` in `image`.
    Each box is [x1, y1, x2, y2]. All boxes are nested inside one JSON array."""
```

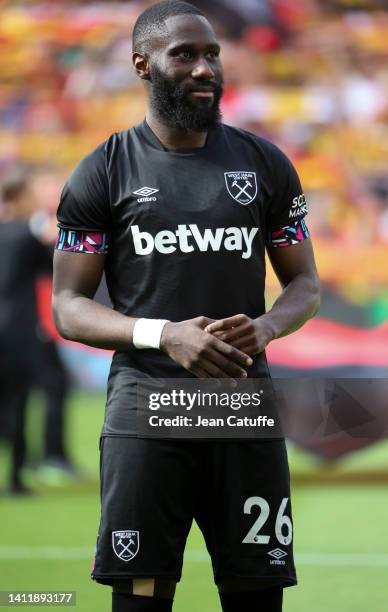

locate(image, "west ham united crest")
[[112, 530, 139, 562], [224, 171, 258, 205]]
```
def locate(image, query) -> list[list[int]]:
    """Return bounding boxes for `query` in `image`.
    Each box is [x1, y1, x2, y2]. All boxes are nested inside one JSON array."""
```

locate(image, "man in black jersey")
[[52, 2, 320, 611]]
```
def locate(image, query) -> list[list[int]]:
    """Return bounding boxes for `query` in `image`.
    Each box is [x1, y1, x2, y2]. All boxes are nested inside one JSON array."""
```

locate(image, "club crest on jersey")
[[112, 530, 139, 562], [224, 171, 258, 205]]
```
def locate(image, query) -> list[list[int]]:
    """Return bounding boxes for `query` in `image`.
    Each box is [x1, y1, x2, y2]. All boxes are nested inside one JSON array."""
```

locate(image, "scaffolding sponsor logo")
[[289, 194, 307, 218]]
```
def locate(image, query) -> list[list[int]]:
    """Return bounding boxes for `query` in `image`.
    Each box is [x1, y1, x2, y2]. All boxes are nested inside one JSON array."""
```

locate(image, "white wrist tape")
[[132, 318, 170, 350]]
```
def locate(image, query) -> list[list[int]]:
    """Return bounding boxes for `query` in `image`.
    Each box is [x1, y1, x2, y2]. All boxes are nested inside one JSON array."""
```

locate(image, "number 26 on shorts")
[[242, 497, 293, 546]]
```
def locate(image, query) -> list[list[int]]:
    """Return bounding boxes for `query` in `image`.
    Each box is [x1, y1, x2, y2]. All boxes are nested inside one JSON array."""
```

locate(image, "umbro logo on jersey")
[[131, 224, 259, 259], [225, 171, 258, 205], [133, 186, 159, 203], [133, 187, 159, 197]]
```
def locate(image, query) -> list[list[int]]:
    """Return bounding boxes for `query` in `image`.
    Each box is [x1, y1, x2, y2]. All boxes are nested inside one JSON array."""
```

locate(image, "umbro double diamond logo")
[[133, 187, 159, 203], [268, 548, 287, 565], [268, 548, 287, 559], [133, 187, 159, 197]]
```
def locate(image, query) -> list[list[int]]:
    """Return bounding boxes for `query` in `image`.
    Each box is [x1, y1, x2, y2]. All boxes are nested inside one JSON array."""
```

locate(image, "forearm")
[[259, 272, 320, 341], [53, 293, 137, 351], [53, 298, 252, 378]]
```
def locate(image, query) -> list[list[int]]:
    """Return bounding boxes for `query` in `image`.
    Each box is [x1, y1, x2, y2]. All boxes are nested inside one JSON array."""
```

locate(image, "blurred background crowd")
[[0, 0, 387, 492], [0, 0, 387, 327]]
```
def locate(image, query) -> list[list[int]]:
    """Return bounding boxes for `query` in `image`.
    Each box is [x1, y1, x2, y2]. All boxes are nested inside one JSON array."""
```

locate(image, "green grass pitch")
[[1, 391, 388, 611]]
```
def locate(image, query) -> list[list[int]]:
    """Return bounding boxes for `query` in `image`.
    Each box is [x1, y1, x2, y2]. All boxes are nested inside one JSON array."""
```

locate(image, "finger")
[[192, 369, 226, 389], [217, 323, 252, 344], [231, 342, 259, 356], [228, 335, 257, 350], [201, 355, 234, 378], [206, 348, 248, 378], [198, 362, 238, 387], [190, 363, 218, 379], [204, 314, 247, 334], [197, 316, 216, 329], [212, 337, 253, 367], [203, 365, 239, 388], [191, 367, 210, 379]]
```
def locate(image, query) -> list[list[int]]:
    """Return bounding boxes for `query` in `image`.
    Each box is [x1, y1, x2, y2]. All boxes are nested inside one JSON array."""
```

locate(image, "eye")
[[206, 50, 220, 60], [178, 49, 193, 59]]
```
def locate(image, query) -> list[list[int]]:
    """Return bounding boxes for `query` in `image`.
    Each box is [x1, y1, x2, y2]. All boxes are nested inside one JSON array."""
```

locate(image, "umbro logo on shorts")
[[268, 548, 287, 559], [268, 548, 287, 565], [130, 224, 259, 259], [112, 530, 140, 562], [133, 187, 159, 203]]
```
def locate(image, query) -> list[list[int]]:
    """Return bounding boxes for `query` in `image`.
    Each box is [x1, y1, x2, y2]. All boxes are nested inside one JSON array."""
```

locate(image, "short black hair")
[[132, 0, 205, 55]]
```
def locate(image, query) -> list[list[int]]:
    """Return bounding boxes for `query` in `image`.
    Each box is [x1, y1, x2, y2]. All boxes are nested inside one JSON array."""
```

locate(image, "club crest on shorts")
[[112, 530, 139, 562], [224, 171, 258, 205]]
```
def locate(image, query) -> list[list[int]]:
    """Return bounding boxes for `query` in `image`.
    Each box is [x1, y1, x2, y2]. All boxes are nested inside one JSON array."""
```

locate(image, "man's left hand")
[[205, 314, 274, 356]]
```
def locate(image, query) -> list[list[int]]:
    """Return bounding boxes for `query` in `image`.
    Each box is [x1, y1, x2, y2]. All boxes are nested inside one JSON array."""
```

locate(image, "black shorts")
[[92, 436, 297, 589]]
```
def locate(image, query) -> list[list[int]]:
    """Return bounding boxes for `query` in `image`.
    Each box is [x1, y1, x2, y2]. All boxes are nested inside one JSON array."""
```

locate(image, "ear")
[[132, 52, 151, 80]]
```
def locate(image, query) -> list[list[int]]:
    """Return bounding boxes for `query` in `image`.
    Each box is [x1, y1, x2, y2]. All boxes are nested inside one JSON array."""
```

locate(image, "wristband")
[[132, 318, 170, 350]]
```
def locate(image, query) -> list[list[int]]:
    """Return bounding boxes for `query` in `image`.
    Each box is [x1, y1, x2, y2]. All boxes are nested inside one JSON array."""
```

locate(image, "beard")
[[149, 64, 223, 132]]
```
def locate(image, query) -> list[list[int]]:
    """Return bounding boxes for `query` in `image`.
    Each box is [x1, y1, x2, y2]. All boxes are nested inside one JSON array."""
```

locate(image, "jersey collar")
[[137, 119, 220, 154]]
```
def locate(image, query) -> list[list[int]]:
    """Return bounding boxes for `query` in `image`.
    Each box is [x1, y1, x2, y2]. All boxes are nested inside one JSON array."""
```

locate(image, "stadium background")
[[0, 0, 387, 611]]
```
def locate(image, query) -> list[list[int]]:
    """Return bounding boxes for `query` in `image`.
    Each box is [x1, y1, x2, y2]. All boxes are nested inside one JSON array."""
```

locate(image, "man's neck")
[[145, 111, 208, 150]]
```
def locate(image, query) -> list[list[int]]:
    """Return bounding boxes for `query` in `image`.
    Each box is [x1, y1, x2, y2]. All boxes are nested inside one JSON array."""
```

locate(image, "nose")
[[191, 57, 215, 80]]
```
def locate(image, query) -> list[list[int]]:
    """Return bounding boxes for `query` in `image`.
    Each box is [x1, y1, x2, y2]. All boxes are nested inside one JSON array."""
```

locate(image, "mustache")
[[149, 65, 223, 98], [185, 81, 223, 93]]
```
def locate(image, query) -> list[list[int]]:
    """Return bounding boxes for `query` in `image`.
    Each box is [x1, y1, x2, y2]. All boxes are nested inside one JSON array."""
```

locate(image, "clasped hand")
[[160, 314, 273, 379]]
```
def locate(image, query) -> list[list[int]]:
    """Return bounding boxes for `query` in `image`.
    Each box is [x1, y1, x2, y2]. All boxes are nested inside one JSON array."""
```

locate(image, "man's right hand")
[[160, 316, 253, 379]]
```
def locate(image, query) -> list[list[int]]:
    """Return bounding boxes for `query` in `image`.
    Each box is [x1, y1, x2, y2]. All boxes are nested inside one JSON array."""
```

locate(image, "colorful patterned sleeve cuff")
[[267, 218, 309, 248], [55, 228, 109, 254]]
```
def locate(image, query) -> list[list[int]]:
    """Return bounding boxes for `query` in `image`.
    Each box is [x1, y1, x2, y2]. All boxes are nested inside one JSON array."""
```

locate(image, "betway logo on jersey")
[[131, 225, 259, 259], [289, 194, 308, 219]]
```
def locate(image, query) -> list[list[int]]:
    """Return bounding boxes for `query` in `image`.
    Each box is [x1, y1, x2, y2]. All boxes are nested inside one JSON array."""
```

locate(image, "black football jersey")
[[57, 120, 308, 435]]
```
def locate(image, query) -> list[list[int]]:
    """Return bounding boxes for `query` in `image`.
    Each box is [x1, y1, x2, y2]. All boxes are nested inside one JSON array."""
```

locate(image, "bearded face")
[[149, 62, 224, 133]]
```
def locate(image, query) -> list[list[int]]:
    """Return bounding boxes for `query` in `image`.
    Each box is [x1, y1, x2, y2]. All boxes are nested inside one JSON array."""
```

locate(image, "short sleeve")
[[266, 144, 308, 230], [57, 142, 111, 232]]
